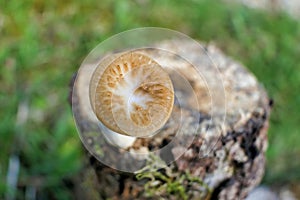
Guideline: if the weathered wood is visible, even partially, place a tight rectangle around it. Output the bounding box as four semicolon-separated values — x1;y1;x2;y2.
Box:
70;40;271;200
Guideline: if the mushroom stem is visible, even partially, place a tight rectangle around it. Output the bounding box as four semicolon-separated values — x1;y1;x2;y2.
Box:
98;121;136;148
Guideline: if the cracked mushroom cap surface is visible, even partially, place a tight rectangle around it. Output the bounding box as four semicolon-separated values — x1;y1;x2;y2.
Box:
90;52;174;137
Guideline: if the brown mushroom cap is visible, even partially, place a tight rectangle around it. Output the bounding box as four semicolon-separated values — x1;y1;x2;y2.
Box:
90;52;174;137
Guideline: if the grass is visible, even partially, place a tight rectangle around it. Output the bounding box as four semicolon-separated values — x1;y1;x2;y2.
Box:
0;0;299;198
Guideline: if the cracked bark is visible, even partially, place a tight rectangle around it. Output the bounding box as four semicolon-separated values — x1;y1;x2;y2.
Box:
70;40;271;200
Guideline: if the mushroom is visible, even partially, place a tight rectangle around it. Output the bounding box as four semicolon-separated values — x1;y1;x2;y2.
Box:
89;51;174;147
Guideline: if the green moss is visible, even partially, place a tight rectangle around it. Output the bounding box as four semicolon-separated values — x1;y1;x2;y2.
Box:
135;154;211;199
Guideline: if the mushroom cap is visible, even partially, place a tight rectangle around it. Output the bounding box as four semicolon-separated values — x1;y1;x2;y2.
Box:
91;52;174;137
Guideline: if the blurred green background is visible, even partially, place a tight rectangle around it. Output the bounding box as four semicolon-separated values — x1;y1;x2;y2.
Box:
0;0;299;199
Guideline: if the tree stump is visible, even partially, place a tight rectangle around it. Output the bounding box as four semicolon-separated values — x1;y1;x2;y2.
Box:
70;40;271;200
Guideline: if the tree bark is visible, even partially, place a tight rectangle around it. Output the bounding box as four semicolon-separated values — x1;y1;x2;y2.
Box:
70;40;272;200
